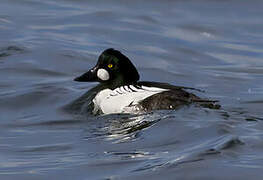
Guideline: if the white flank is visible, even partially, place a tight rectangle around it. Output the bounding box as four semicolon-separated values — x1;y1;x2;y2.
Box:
92;85;168;114
97;68;109;81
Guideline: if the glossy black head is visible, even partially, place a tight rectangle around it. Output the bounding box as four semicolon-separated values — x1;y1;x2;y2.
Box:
74;48;140;88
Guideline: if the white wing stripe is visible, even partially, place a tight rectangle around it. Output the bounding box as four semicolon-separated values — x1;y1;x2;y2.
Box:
120;86;126;93
128;85;137;92
110;84;168;97
129;85;144;92
124;85;132;92
141;85;167;92
116;88;123;94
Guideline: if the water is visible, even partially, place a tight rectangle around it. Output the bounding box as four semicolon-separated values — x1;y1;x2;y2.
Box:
1;0;263;179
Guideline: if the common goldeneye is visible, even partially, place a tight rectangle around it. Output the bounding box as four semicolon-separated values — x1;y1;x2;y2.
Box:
74;48;219;114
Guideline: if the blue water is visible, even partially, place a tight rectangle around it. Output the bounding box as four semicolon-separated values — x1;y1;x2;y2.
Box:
1;0;263;179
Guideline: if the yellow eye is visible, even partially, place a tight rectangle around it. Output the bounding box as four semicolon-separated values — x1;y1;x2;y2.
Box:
108;64;113;68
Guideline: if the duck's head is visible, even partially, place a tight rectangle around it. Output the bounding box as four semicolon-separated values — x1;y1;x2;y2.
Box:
74;48;140;89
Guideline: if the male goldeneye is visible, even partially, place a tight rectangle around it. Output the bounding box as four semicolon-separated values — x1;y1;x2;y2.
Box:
74;48;219;114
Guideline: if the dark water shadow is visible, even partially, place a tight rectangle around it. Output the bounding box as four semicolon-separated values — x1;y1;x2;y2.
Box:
0;45;25;59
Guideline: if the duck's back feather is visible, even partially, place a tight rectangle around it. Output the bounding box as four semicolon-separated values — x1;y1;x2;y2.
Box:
135;81;220;111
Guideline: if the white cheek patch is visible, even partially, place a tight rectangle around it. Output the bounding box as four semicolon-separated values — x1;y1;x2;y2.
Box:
97;68;110;81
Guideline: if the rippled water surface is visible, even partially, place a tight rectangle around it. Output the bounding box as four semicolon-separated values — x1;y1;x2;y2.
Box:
1;0;263;179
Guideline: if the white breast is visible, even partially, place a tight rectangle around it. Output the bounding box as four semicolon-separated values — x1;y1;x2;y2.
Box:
92;85;168;114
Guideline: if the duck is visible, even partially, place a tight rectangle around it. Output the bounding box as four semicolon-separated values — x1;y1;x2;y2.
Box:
74;48;220;115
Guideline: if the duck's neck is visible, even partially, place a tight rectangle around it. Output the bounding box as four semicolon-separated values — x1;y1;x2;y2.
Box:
103;77;137;90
